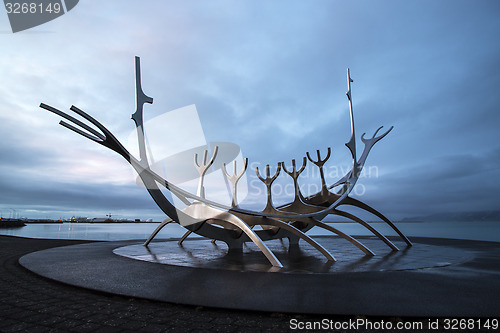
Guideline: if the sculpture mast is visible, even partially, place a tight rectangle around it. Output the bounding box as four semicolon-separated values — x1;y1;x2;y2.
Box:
131;56;154;166
345;68;359;177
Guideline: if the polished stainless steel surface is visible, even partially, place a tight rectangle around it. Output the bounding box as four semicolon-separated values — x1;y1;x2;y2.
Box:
222;158;248;208
41;58;411;268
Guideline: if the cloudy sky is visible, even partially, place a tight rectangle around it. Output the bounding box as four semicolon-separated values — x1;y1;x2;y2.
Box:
0;0;499;221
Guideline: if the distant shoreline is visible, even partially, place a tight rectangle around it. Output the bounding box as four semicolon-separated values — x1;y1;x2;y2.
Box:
1;219;160;224
25;220;161;224
0;219;26;228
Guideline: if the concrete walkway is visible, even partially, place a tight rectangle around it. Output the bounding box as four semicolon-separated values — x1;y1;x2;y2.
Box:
0;236;305;332
1;235;499;332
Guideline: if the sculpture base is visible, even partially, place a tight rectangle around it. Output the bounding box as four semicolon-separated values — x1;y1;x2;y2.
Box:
19;236;500;317
114;236;469;273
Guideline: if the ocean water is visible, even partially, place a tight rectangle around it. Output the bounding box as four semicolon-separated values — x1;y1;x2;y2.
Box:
1;221;499;242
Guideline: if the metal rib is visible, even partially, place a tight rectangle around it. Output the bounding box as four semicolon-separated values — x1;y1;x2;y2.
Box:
332;209;399;251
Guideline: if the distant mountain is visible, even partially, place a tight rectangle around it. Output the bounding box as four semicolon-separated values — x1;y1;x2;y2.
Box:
401;210;500;222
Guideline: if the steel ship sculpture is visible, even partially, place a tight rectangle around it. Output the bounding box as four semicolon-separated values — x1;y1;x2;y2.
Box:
40;57;411;268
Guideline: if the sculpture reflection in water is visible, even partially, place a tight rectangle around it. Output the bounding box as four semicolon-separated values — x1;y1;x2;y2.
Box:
40;57;411;268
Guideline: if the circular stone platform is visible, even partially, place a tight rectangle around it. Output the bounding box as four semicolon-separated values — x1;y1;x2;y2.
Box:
113;236;471;273
19;236;500;317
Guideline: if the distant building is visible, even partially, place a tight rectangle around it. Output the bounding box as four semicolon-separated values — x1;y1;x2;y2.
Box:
91;217;109;223
70;216;89;223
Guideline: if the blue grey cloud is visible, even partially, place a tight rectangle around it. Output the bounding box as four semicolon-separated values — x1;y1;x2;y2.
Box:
0;0;499;221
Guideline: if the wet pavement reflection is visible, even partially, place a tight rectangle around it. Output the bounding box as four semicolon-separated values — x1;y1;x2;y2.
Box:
114;236;472;273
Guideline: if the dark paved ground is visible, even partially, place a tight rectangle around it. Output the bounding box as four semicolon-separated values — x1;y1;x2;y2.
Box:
0;235;494;332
